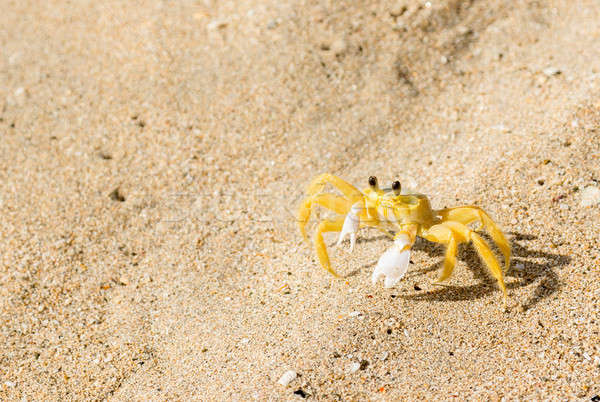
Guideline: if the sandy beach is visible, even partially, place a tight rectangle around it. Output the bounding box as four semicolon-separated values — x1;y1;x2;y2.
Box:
1;0;599;400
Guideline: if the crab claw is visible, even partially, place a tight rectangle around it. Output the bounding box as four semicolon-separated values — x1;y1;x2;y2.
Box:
372;234;411;288
336;202;362;252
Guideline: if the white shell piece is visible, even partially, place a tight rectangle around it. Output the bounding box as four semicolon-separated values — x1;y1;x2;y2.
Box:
277;370;297;386
336;202;362;252
371;235;411;288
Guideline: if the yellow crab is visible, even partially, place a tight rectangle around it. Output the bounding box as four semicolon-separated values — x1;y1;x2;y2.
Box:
298;173;511;301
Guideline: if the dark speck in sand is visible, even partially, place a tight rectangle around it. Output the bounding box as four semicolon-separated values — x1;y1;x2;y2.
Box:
109;188;125;202
294;389;307;398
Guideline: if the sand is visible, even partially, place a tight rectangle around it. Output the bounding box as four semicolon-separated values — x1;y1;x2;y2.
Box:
1;0;599;400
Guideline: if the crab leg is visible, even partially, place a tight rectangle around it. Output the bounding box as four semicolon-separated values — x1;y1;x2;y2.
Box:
306;173;364;203
313;217;346;277
421;223;457;283
424;221;507;302
437;206;511;272
298;193;352;242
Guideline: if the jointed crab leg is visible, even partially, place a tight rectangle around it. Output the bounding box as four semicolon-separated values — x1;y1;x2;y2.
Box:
298;193;353;241
306;173;364;203
421;223;456;283
437;206;511;272
423;221;507;301
313;217;345;277
298;174;364;276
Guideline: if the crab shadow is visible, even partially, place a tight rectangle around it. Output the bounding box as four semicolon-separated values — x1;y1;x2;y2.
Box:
354;231;569;309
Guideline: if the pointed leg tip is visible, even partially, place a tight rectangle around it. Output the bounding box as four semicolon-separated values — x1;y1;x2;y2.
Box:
328;270;342;278
501;290;509;310
432;275;450;285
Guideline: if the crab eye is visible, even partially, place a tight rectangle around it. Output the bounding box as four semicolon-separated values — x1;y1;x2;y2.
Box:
392;180;401;194
368;176;378;187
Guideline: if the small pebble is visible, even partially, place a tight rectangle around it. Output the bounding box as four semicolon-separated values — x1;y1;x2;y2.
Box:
348;362;360;373
331;39;347;56
5;381;15;387
277;370;297;386
389;1;408;17
109;188;125;202
491;124;511;133
580;186;600;207
543;67;561;76
99;151;112;160
515;262;524;270
207;20;227;30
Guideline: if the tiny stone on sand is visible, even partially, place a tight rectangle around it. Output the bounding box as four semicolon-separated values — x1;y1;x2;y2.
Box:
331;39;347;56
580;186;600;207
348;362;361;373
277;370;297;386
543;67;561;76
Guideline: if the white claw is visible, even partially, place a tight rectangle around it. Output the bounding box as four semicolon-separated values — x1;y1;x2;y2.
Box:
337;202;362;252
372;234;411;288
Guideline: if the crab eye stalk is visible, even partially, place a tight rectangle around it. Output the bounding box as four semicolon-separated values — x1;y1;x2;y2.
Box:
392;180;401;195
368;176;378;188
